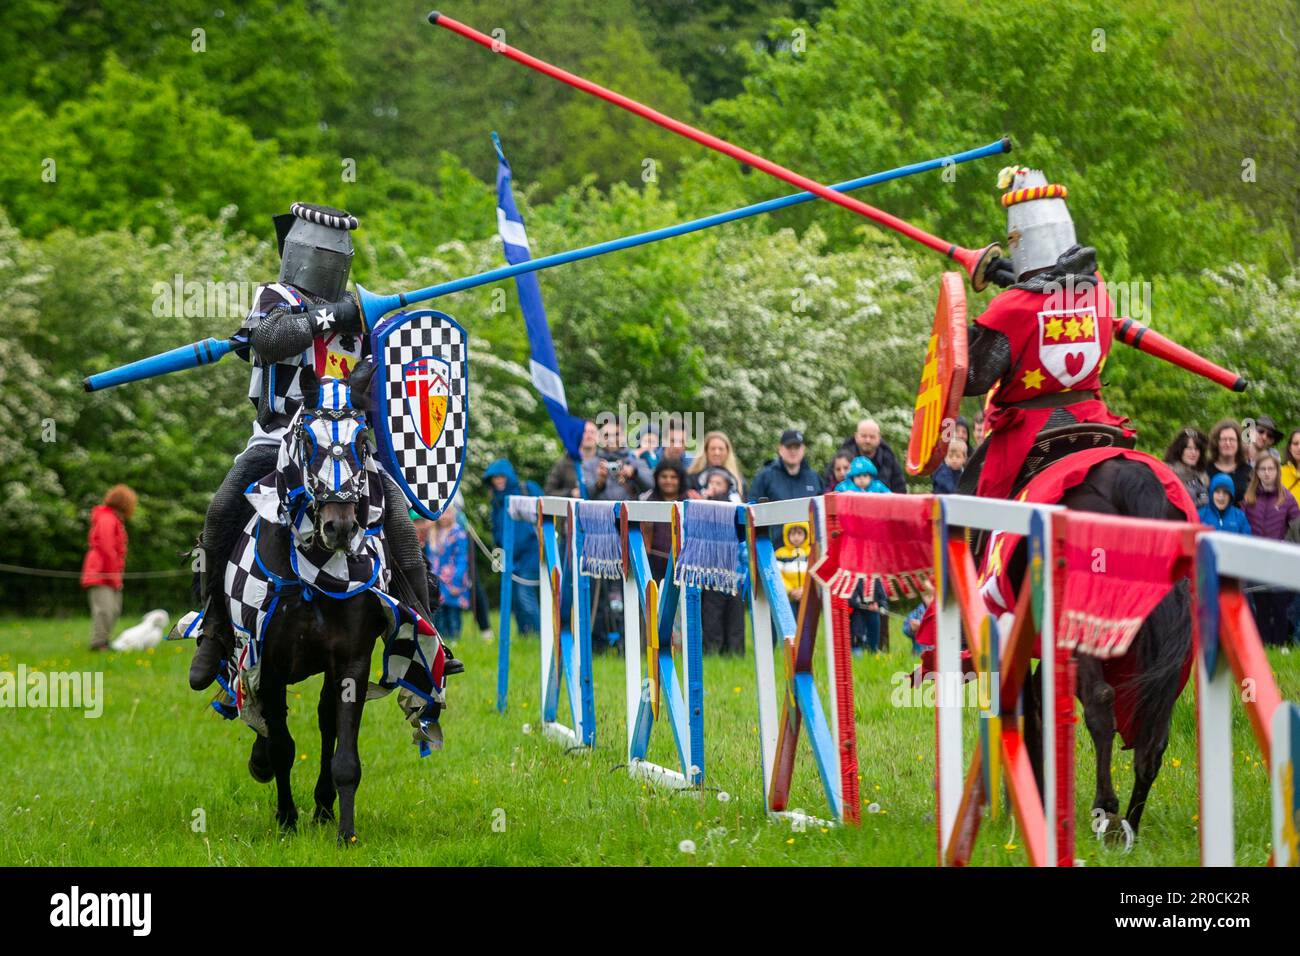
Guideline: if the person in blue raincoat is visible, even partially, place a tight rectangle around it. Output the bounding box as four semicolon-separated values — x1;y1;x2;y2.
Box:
484;458;542;634
1198;472;1252;535
835;456;891;495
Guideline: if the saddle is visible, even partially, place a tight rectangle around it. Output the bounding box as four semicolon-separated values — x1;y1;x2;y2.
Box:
1012;422;1136;498
961;422;1137;563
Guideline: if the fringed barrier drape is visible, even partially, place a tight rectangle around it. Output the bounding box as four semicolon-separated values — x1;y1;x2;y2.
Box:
1057;513;1192;658
576;501;622;580
507;495;538;523
674;500;742;594
811;493;934;600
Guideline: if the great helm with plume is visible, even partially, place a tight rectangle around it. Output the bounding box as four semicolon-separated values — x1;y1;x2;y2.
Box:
998;167;1075;281
273;203;359;302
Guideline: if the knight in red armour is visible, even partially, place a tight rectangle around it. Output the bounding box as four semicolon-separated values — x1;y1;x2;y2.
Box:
960;167;1135;501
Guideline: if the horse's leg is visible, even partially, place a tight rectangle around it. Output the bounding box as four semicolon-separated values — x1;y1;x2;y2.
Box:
332;655;368;845
1124;717;1171;838
261;678;298;832
1076;655;1124;844
1123;585;1192;842
313;675;338;824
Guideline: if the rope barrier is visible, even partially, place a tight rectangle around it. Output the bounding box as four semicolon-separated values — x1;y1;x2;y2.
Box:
459;507;538;584
0;562;191;579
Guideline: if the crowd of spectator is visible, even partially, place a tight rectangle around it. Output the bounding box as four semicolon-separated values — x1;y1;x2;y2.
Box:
465;410;1300;659
1166;417;1300;645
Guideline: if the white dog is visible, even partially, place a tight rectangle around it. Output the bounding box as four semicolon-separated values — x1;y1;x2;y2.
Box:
111;609;171;652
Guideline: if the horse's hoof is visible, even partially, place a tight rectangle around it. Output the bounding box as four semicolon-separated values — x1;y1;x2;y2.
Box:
1116;819;1135;853
338;831;360;848
277;811;298;834
248;757;274;784
248;743;274;784
1094;811;1131;849
313;804;335;825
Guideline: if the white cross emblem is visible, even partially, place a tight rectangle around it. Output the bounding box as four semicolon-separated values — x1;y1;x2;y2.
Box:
314;308;335;330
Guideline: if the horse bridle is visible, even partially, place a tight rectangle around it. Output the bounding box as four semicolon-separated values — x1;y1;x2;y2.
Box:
293;405;377;543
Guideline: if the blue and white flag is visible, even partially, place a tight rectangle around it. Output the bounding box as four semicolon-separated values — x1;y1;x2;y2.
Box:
494;132;587;460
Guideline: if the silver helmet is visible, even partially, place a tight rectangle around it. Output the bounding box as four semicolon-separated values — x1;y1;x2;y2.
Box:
273;203;358;301
999;167;1075;280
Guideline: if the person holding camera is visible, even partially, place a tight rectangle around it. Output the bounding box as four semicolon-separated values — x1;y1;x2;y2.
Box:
584;421;653;501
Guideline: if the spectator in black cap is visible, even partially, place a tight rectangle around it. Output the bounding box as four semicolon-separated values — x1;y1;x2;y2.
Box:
749;428;823;542
1250;415;1282;464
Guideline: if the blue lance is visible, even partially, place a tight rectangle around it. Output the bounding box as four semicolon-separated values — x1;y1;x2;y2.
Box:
83;138;1010;392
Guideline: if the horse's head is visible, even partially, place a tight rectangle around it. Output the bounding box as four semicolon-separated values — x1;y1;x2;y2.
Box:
294;363;378;553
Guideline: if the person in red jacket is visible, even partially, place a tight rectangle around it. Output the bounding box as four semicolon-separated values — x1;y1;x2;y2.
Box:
80;484;136;650
960;167;1134;501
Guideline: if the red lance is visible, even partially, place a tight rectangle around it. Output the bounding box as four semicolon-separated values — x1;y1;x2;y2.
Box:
429;11;1248;393
428;11;1002;291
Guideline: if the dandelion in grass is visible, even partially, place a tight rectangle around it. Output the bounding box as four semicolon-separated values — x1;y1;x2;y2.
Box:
717;791;731;803
867;802;881;814
679;839;696;854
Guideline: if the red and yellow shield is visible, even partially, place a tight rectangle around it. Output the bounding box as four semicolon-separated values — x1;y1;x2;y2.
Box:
906;272;969;476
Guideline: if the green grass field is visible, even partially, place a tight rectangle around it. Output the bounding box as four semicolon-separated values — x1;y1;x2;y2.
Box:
1;615;1295;866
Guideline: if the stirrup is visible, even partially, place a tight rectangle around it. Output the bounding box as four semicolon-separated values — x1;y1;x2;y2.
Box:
168;609;204;642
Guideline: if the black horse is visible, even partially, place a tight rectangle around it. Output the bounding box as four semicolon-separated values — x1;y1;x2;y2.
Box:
966;438;1192;850
229;367;444;844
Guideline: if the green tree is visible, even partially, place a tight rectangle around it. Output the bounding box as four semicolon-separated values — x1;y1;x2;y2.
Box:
0;58;329;239
683;0;1276;280
0;0;350;148
331;0;698;202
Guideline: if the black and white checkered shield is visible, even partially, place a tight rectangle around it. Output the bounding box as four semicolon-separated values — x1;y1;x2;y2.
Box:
370;309;468;519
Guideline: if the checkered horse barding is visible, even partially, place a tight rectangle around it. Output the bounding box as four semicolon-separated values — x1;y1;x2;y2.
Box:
215;376;448;759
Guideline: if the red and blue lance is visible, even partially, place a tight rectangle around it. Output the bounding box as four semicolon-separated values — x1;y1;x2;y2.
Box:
425;10;1248;393
428;11;1003;290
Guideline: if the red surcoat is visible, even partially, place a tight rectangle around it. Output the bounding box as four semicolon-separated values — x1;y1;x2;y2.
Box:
973;274;1133;500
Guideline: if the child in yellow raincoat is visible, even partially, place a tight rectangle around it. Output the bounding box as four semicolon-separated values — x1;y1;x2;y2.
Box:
774;521;811;608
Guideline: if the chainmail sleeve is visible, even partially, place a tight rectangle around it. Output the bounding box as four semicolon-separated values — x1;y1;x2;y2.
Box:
965;323;1012;396
249;304;316;364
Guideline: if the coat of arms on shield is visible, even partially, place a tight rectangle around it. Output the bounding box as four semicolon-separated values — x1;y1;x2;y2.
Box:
369;309;468;519
1037;307;1101;388
403;357;451;448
